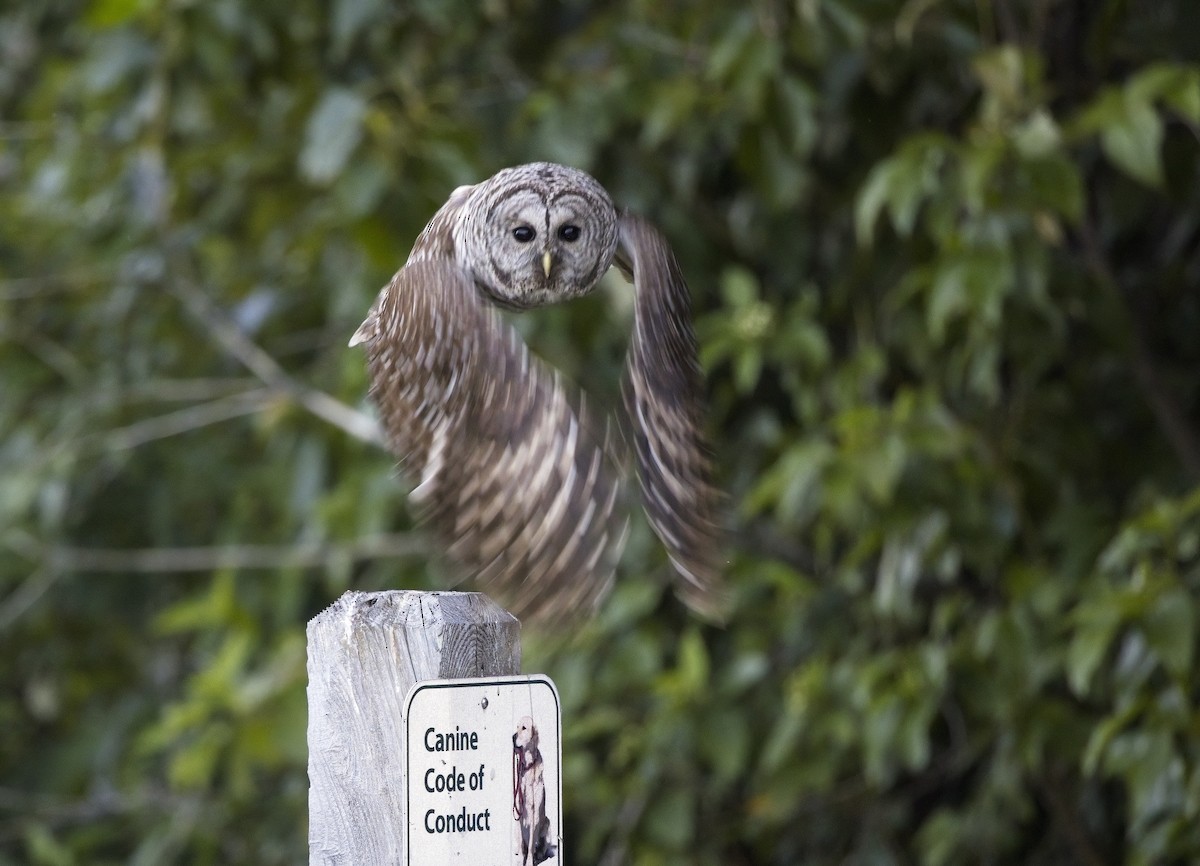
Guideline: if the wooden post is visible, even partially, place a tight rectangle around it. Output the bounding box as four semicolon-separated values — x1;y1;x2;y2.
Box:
307;590;521;865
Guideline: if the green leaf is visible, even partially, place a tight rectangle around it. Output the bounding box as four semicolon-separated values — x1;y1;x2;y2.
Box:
642;786;695;850
1128;62;1200;123
1162;69;1200;122
168;722;231;790
24;823;75;866
916;809;961;866
743;438;833;521
300;88;368;185
1067;601;1121;696
973;45;1026;110
734;347;763;393
706;13;754;83
758;703;803;774
1101;92;1164;187
1102;730;1184;835
331;0;389;58
958;139;1002;217
1012;110;1062;159
86;0;151;27
855;159;895;245
773;76;819;155
720;266;760;307
1082;699;1144;774
1067;88;1125;139
926;251;1012;342
642;79;700;148
673;627;710;698
700;708;751;785
155;572;238;634
856;138;948;244
1023;153;1084;223
883;137;950;238
1142;588;1195;678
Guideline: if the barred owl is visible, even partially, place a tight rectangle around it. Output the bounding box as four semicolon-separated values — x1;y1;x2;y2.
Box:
351;162;723;621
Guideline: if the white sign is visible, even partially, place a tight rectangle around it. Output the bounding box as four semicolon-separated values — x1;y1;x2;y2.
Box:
404;675;563;866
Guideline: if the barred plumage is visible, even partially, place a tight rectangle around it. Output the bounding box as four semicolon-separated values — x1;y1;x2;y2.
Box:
351;162;725;621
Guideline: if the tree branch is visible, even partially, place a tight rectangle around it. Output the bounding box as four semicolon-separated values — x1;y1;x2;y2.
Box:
1037;772;1107;866
0;567;59;632
1079;220;1200;481
124;377;261;402
30;534;426;573
100;388;275;451
598;793;648;866
0;269;114;299
167;276;382;446
0;784;200;844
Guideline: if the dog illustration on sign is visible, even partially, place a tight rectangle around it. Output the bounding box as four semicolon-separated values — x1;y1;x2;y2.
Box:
512;715;554;864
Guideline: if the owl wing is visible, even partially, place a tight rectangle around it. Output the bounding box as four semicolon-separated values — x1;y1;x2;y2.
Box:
355;258;627;621
616;214;728;620
349;183;475;348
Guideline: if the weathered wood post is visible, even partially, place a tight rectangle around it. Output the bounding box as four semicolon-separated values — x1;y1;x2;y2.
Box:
307;590;520;865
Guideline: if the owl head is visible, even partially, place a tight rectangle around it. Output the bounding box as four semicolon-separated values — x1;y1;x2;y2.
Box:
453;162;619;308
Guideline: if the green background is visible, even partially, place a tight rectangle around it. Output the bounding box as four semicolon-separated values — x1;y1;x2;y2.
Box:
2;1;1199;863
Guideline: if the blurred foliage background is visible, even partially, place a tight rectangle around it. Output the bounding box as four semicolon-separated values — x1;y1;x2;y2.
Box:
2;0;1199;863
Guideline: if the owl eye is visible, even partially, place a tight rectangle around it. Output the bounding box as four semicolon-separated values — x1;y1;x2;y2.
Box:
512;225;536;243
557;224;581;242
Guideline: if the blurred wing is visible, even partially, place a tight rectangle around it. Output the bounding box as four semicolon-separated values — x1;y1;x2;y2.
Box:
617;214;727;619
349;183;475;348
355;259;627;621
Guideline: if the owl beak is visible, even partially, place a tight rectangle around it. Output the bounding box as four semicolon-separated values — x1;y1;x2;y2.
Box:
541;250;553;279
